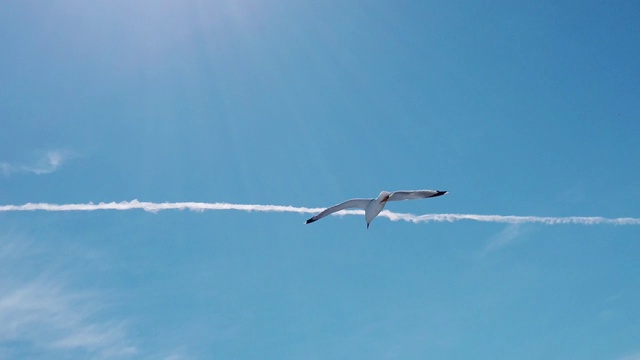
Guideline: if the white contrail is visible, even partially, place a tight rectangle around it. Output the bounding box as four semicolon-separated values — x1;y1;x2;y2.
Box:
380;211;640;225
1;200;639;225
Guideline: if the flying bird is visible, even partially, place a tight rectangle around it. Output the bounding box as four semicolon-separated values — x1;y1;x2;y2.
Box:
305;190;448;228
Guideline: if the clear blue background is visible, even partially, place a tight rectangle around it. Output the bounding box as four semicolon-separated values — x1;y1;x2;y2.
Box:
1;1;639;359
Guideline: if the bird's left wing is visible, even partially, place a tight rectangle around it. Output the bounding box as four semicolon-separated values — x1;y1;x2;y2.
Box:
388;190;448;201
305;199;371;224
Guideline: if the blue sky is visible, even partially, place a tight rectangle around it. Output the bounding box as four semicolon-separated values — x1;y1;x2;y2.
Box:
1;1;639;359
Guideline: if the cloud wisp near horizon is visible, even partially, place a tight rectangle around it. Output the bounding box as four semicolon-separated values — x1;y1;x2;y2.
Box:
1;200;639;226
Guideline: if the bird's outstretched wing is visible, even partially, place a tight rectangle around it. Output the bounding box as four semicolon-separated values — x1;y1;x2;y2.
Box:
305;199;371;224
388;190;448;201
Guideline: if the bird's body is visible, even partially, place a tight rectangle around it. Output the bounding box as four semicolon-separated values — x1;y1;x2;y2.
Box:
305;190;447;228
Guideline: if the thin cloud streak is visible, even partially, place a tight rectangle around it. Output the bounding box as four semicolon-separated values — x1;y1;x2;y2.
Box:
1;150;71;176
23;150;66;175
1;200;639;225
381;211;640;225
480;224;528;256
0;279;137;359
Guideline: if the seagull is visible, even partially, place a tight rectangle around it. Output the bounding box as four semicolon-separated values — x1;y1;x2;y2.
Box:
305;190;448;228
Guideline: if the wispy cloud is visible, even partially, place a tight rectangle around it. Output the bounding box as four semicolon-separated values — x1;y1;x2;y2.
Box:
0;200;638;225
163;354;192;360
0;279;137;358
618;352;640;360
0;235;137;359
1;150;72;176
479;224;530;256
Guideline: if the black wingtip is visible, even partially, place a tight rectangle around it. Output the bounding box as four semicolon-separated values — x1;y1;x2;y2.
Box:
305;218;316;225
434;190;448;197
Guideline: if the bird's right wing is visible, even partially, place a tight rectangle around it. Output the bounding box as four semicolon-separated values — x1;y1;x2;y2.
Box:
305;199;371;224
388;190;448;201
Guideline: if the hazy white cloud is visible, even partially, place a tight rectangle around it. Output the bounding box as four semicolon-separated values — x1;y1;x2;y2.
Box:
618;352;640;360
0;278;137;359
0;200;638;225
0;234;137;359
0;163;12;175
163;355;192;360
0;281;135;355
479;224;530;256
1;150;72;176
